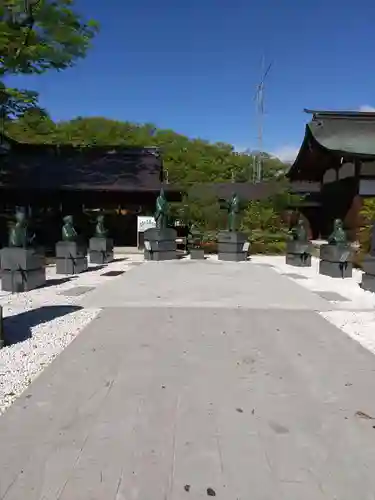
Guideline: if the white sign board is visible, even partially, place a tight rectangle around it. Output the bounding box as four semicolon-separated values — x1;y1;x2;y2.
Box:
242;242;250;252
137;216;156;233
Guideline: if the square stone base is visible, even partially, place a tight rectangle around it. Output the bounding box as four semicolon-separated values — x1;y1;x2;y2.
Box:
89;250;114;265
1;247;44;271
218;252;247;262
286;241;313;255
320;244;352;263
56;241;86;259
190;249;205;260
144;228;177;261
89;237;113;253
361;273;375;293
144;250;176;261
286;253;312;267
2;267;46;293
319;259;352;278
56;257;88;275
362;255;375;275
217;231;249;261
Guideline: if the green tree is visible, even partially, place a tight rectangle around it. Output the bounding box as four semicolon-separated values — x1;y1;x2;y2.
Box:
7;114;291;190
0;0;99;118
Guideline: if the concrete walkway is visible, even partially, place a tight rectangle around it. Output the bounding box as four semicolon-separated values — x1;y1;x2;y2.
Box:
2;261;375;499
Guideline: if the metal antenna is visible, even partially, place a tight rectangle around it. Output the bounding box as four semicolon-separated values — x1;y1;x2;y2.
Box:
254;56;272;183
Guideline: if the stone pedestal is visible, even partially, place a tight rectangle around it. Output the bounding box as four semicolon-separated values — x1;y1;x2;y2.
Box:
190;248;205;260
286;240;312;267
55;241;88;275
1;247;46;293
360;255;375;292
144;228;177;261
217;231;249;262
89;237;114;265
319;244;352;278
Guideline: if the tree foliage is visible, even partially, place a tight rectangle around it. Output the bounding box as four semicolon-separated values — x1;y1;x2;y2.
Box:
0;0;99;118
6;115;290;186
0;0;99;76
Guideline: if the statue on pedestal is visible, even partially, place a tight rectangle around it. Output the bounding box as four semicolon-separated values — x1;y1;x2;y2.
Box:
227;193;240;232
328;219;347;245
9;208;34;248
154;188;168;230
62;215;78;242
94;214;108;238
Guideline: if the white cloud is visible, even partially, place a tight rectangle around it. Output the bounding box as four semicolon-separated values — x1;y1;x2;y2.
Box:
270;145;299;164
359;105;375;112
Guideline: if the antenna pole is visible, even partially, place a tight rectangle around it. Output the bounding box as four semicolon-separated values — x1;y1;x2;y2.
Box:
254;56;272;183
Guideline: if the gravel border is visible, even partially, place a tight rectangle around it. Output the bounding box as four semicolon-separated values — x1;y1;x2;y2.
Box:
0;306;100;414
0;254;142;415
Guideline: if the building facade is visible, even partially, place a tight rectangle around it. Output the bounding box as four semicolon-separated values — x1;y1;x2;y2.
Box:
288;109;375;240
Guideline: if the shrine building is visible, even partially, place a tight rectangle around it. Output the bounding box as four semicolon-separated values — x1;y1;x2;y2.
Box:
287;109;375;240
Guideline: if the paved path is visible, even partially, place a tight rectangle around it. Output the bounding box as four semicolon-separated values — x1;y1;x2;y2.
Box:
2;261;375;499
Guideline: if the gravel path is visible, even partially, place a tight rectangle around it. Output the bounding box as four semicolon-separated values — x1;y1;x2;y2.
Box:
0;256;142;414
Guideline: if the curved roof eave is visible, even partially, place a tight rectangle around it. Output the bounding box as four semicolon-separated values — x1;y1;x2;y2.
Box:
308;117;375;157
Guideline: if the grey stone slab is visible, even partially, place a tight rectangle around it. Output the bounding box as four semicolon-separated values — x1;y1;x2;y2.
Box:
55;256;88;275
361;273;375;293
286;253;312;267
59;286;95;297
319;259;353;278
80;260;330;310
1;267;46;293
3;309;375;498
89;250;114;265
217;251;247;261
283;273;308;280
316;291;350;302
100;270;124;277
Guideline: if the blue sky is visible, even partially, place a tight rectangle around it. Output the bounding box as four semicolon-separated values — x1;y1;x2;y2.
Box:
5;0;375;161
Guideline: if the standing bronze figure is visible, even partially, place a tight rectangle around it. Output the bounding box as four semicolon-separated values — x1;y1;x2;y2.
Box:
227;193;240;232
154;188;168;230
9;208;34;247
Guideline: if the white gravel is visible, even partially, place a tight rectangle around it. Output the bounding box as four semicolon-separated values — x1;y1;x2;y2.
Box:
0;254;142;414
0;306;99;414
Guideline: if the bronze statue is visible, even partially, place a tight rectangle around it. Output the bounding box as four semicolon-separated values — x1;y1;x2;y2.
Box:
290;218;308;242
154;188;168;229
62;215;78;242
9;208;34;247
94;214;108;238
328;219;347;245
227;193;240;232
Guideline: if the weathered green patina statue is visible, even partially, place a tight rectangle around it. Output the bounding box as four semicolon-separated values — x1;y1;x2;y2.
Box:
154;188;168;229
227;193;240;232
290;218;308;242
328;218;347;245
9;208;34;247
62;215;78;242
94;214;108;238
